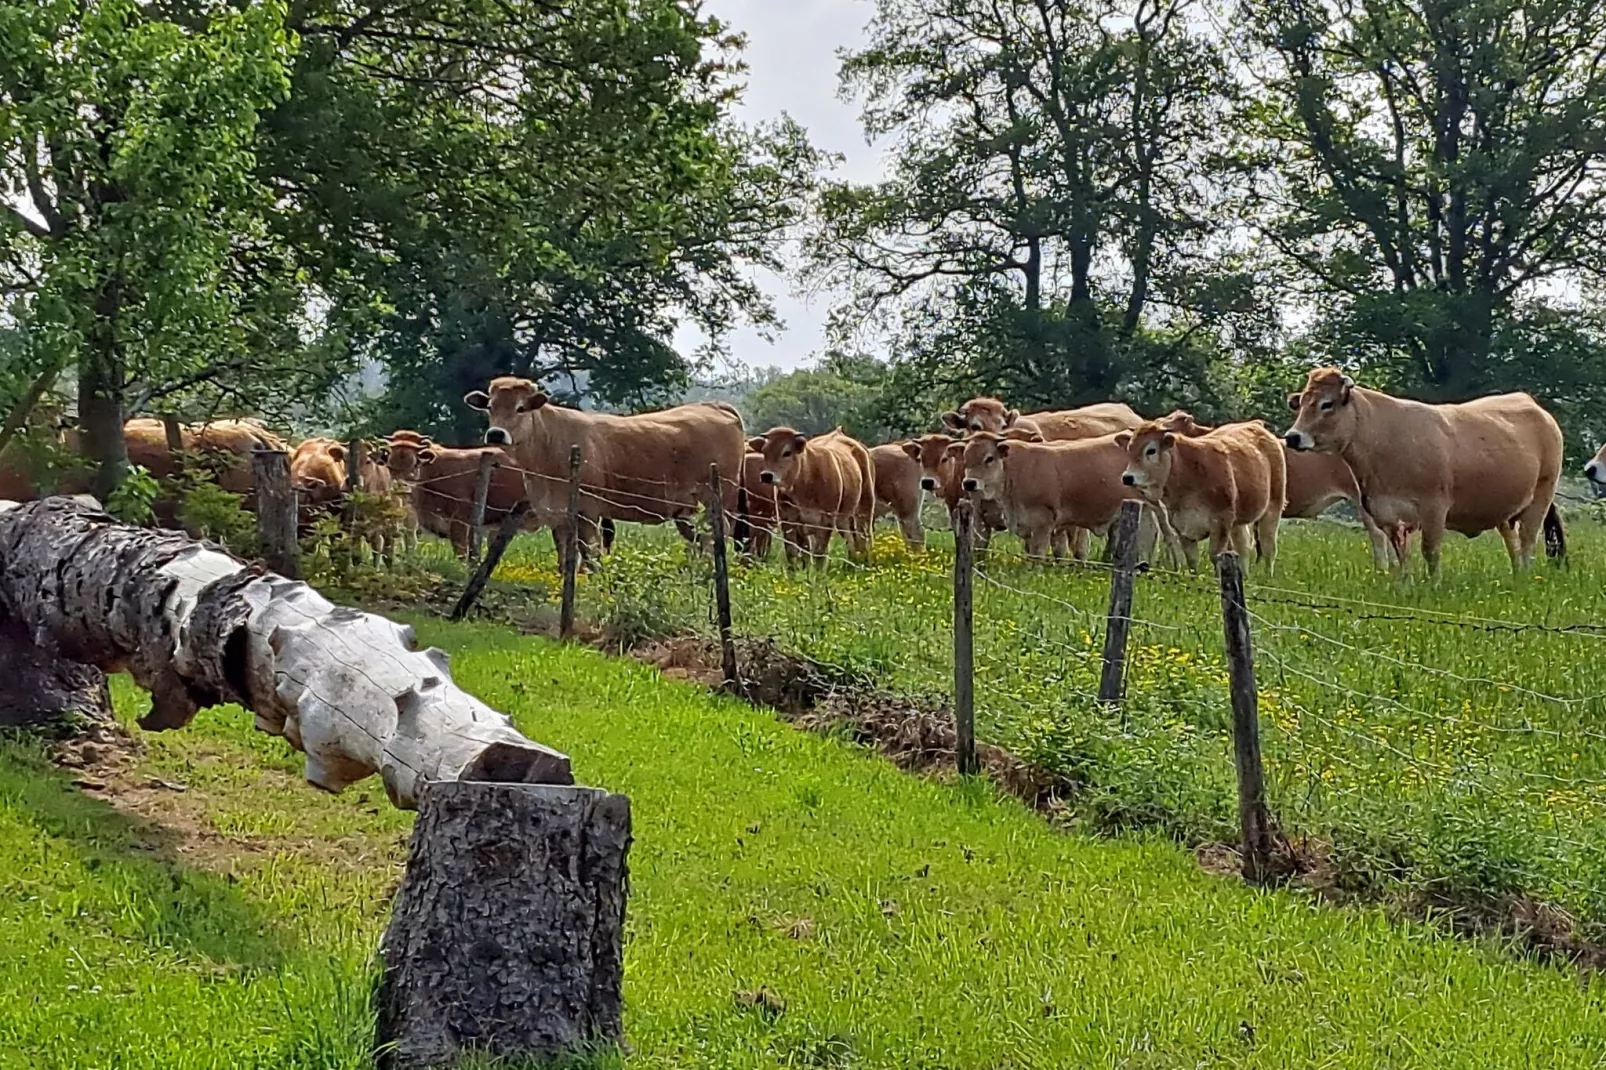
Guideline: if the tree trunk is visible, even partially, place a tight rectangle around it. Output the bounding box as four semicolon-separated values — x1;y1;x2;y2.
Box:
376;782;631;1069
78;325;128;502
0;605;115;733
0;497;570;808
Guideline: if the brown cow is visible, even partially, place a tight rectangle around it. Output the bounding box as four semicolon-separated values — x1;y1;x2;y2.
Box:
1285;368;1565;575
736;451;779;561
1585;443;1606;495
869;442;925;549
941;396;1142;441
1157;410;1392;568
748;427;874;566
901;431;1024;557
466;378;745;566
385;431;532;557
1119;419;1286;572
955;431;1168;562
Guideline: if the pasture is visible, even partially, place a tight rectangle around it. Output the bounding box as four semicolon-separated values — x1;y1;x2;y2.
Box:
5;623;1606;1068
464;504;1606;942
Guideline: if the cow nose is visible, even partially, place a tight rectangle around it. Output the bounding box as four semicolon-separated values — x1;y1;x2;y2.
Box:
1587;460;1603;482
1283;432;1303;450
1122;473;1136;486
962;478;978;492
760;471;775;484
485;427;510;446
920;477;936;491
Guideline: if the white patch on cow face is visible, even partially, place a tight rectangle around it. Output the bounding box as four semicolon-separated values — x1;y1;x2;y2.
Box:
485;426;512;446
1586;458;1604;484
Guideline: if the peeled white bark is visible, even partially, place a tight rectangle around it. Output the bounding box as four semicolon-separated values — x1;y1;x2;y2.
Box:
0;497;570;808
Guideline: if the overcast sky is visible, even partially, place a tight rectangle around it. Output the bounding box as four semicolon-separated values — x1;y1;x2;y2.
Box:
672;0;884;376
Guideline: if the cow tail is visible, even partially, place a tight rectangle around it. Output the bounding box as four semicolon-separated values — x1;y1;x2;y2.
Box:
1544;502;1567;561
732;484;751;552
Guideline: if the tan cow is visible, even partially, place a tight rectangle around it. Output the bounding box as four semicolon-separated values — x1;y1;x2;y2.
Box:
748;427;874;566
1119;420;1286;572
1285;368;1565;574
735;451;779;561
1585;443;1606;495
385;431;533;557
466;378;745;566
1157;410;1392;568
869;442;925;549
955;431;1168;562
901;431;1026;557
941;396;1142;440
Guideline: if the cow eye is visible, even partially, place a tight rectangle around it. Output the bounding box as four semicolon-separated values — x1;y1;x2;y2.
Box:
984;456;995;465
1319;400;1334;411
1145;445;1157;457
781;449;791;458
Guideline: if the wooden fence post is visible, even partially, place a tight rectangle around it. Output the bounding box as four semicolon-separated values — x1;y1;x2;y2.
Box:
345;437;365;497
1218;552;1273;883
450;500;531;622
708;464;740;690
1098;499;1144;704
468;449;497;565
559;445;582;640
161;414;184;461
376;781;629;1069
952;499;978;777
251;448;299;580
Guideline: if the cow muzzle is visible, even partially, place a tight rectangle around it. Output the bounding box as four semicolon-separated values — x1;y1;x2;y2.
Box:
485;426;512;446
1587;460;1604;484
760;470;776;485
961;478;979;492
920;477;936;491
1284;430;1310;451
1121;472;1137;486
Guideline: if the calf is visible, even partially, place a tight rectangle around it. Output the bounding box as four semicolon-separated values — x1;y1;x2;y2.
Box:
901;433;1009;556
955;432;1165;562
386;431;535;557
869;442;925;549
736;451;779;560
748;427;874;566
1119;420;1286;572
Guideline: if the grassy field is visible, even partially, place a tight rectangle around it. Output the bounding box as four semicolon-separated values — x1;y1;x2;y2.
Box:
456;503;1606;940
5;621;1606;1067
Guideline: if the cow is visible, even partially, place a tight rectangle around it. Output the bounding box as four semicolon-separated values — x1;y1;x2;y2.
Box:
1119;419;1286;573
465;378;745;567
869;442;925;549
1586;443;1606;496
736;451;779;561
384;431;532;557
954;431;1170;563
901;431;1027;558
748;427;874;566
1157;410;1393;568
1284;368;1565;575
941;396;1142;441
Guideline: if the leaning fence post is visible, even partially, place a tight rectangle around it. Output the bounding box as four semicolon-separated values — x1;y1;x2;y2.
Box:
1218;551;1273;883
450;500;531;622
467;449;497;565
1098;500;1144;704
252;448;300;580
559;445;582;640
952;499;978;776
707;464;740;690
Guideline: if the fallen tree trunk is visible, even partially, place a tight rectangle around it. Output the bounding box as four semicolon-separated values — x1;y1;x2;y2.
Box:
0;496;571;807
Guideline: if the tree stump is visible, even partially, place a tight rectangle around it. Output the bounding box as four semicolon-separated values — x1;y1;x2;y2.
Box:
376;782;631;1069
0;609;114;732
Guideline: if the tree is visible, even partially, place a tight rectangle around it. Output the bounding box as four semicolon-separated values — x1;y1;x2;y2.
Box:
262;1;824;442
0;0;328;496
741;355;898;442
809;0;1253;410
1238;0;1606;401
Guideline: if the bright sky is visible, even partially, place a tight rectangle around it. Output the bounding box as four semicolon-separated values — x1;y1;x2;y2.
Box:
673;0;883;376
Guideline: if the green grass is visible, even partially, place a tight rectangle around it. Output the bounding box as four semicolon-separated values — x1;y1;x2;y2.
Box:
5;622;1606;1066
461;507;1606;937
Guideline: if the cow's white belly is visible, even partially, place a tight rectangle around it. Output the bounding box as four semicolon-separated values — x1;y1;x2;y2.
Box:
1361;495;1421;528
1168;505;1217;541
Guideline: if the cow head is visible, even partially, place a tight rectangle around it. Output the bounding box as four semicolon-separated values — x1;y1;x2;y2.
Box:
940;396;1018;435
901;434;959;492
464;377;549;446
385;431;438;482
1586;443;1606;489
748;428;809;488
1284;367;1356;453
953;431;1021;500
1156;409;1208;437
290;438;347;511
1116;423;1176;496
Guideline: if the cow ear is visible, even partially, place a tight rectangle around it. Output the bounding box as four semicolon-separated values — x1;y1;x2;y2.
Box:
792;433;809;450
940;411;964;431
1160;432;1176;449
1004;408;1021;426
747;436;766;453
996;441;1012;457
1339;375;1355;402
464;391;491;411
299;476;327;490
1114;431;1133;449
418;448;438;464
520;391;549;412
1287;392;1302;411
327;444;346;462
901;440;922;461
945;441;966;458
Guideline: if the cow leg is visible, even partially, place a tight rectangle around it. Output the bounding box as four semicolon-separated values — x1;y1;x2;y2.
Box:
1070;526;1092;561
1497;520;1523;571
602;517;618;554
1418;516;1446;578
1254;512;1279;575
749;525;772;562
897;510;924;551
1356;502;1392;570
1511;497;1552;571
1228;524;1254;561
1024;528;1050;562
1179;537;1201;572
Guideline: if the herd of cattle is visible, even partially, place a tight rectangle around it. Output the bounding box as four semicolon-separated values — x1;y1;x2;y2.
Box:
1;367;1599;578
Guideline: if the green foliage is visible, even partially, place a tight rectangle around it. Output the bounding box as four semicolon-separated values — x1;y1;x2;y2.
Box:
176;481;257;558
104;464;157;525
741;356;900;440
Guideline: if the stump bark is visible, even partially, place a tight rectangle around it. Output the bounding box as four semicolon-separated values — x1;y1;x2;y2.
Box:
376;782;632;1069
